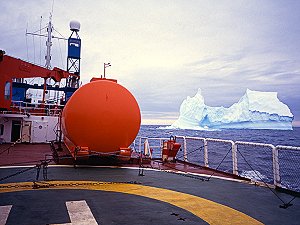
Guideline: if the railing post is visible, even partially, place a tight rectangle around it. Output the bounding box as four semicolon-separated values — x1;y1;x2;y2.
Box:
139;137;142;153
132;139;136;151
204;139;209;167
272;146;280;187
160;139;163;157
183;137;188;162
232;142;238;175
144;139;149;156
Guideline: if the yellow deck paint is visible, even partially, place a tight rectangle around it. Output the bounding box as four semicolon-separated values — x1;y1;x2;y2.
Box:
0;181;263;225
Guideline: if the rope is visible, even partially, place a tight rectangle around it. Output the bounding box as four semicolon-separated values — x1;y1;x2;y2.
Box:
176;145;204;161
1;141;297;209
206;146;232;181
0;137;22;156
137;144;207;181
26;24;29;61
0;159;49;167
0;166;36;182
237;146;295;208
32;35;36;63
0;158;53;183
149;145;231;182
150;159;207;181
57;38;65;69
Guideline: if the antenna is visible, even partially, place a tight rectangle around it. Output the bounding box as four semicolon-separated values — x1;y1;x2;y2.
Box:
104;63;111;78
51;0;55;15
66;20;81;88
26;11;67;69
39;16;42;65
25;4;69;104
45;13;53;69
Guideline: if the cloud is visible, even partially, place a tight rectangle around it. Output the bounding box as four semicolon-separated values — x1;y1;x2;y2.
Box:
1;0;300;125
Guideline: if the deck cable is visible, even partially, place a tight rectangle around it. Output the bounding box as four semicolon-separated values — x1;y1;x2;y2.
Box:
0;166;36;182
150;160;207;181
0;152;119;184
0;152;115;167
205;146;232;181
1;143;297;209
0;158;53;183
236;146;295;209
0;137;23;156
139;145;209;181
154;146;231;181
176;145;205;161
150;145;232;182
138;152;145;176
0;160;45;167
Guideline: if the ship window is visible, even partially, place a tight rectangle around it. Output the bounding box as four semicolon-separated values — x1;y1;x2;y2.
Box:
0;124;3;135
4;82;11;100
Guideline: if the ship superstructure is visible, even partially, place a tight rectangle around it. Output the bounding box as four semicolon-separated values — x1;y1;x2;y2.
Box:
0;19;81;144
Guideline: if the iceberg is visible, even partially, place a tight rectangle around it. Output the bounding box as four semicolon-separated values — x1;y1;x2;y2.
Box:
171;89;294;130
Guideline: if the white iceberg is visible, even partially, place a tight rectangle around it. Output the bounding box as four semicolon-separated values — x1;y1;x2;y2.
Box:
171;89;294;130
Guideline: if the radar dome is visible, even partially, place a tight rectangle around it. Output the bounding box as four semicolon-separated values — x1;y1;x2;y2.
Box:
70;20;80;31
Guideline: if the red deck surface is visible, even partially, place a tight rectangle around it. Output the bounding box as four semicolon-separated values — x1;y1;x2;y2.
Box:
0;143;247;181
0;143;54;166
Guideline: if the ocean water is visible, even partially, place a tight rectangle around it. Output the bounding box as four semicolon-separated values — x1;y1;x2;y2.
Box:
135;126;300;192
137;126;300;147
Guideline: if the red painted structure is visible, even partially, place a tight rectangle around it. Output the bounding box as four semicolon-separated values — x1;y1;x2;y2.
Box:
62;78;141;158
0;51;77;111
0;50;141;160
162;136;181;162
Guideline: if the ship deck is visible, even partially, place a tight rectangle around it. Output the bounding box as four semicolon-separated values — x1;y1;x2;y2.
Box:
0;144;300;225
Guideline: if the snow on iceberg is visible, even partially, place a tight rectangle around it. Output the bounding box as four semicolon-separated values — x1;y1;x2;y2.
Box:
171;89;294;130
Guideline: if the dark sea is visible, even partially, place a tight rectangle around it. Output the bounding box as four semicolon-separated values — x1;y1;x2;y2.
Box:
135;125;300;192
137;125;300;147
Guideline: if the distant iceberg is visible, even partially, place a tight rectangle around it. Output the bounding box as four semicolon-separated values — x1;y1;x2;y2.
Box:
171;89;294;130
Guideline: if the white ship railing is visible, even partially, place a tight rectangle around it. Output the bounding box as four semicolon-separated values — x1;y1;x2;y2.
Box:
0;100;63;116
133;136;300;192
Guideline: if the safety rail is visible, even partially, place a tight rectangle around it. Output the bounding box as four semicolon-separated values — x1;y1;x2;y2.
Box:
133;136;300;192
1;101;63;116
132;137;166;159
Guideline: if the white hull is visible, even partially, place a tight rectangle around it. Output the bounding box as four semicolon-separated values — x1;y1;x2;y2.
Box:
0;114;60;143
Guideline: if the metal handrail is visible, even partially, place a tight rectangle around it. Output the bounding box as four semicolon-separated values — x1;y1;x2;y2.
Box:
1;100;63;116
135;135;300;191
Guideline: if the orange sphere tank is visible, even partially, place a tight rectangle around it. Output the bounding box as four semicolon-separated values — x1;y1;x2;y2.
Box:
62;79;141;153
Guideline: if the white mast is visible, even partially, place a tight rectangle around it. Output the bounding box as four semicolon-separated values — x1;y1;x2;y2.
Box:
45;13;53;69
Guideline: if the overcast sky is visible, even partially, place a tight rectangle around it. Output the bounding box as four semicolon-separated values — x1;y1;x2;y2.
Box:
1;0;299;125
